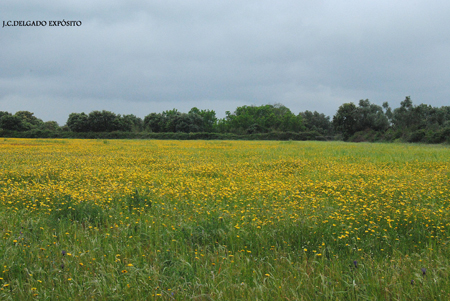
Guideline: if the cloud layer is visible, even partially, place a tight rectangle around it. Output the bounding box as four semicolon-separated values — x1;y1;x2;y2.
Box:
1;0;450;124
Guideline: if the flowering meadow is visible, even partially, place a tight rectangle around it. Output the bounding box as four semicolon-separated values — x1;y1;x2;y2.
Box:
0;138;449;300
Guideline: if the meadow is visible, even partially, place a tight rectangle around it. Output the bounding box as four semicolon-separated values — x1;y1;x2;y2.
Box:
0;138;449;300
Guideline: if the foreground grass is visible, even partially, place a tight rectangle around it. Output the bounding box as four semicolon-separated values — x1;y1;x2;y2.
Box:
0;139;449;300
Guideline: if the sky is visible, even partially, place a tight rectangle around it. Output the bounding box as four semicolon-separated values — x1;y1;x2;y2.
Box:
1;0;450;125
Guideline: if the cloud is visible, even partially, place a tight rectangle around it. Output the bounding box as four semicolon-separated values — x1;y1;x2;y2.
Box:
1;0;450;124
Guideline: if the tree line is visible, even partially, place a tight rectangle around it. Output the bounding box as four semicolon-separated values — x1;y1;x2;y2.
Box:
333;97;450;143
1;97;449;143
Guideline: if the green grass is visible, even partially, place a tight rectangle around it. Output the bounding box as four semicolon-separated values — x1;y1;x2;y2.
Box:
0;140;449;300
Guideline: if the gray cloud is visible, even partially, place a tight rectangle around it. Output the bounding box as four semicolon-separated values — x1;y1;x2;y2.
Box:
1;0;450;125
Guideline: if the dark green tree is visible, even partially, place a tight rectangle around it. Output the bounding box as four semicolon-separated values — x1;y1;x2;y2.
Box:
186;112;204;132
0;114;27;131
122;114;143;132
66;113;89;132
300;110;333;135
161;109;180;132
382;102;393;123
392;96;415;131
0;111;11;120
333;103;358;140
225;104;303;134
41;121;60;131
169;112;204;133
14;111;43;129
144;113;165;133
189;107;217;132
87;110;121;132
355;99;389;132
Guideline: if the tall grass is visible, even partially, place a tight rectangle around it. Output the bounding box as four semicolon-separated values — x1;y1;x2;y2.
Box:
0;139;449;299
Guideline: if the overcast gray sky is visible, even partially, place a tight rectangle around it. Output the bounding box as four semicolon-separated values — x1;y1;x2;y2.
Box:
1;0;450;125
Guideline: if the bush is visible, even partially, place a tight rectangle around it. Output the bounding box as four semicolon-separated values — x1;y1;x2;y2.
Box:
442;127;450;143
408;129;427;143
425;130;444;144
0;130;331;141
348;129;382;142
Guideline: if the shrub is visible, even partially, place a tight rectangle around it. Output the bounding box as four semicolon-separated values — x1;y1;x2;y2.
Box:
408;129;427;143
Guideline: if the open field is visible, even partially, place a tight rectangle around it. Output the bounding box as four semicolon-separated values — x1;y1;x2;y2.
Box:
0;139;449;300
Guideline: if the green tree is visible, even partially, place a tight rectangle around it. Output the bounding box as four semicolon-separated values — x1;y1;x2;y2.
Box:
14;111;43;129
0;114;27;131
300;111;332;135
333;103;358;140
41;121;60;131
185;112;204;132
122;114;143;132
355;99;389;132
225;104;303;134
189;107;217;132
144;113;165;133
382;102;393;123
161;109;180;132
87;110;121;132
392;96;415;131
0;111;11;120
66;113;89;132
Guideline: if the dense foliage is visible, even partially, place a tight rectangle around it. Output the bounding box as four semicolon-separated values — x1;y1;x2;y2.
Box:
1;97;450;142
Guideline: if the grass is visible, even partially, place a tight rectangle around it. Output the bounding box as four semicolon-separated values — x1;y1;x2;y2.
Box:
0;139;449;300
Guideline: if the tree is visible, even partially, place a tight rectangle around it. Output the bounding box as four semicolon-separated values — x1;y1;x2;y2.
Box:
215;118;229;133
87;110;121;132
41;121;60;131
355;99;389;132
144;113;165;133
161;109;181;132
169;112;204;133
224;104;303;134
66;113;89;132
0;114;26;131
0;111;11;120
300;110;332;135
392;96;415;131
333;103;358;140
382;102;393;123
333;100;390;139
14;111;43;129
0;111;44;131
189;107;217;132
0;111;12;130
185;112;204;132
122;114;143;132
